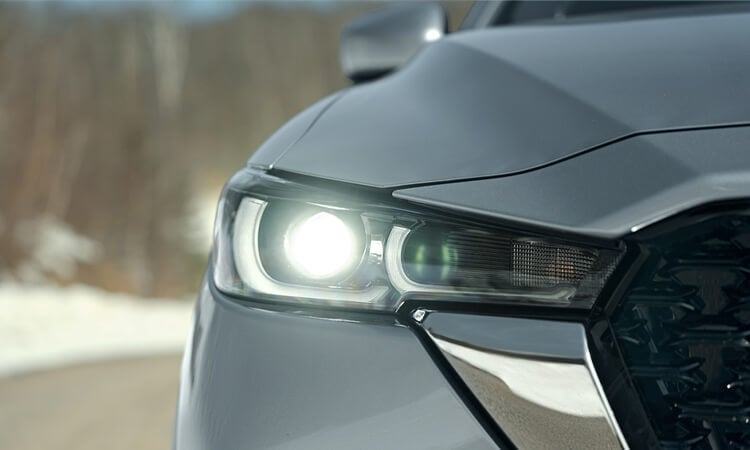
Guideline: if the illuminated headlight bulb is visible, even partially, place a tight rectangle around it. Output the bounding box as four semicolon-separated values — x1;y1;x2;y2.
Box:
284;211;358;280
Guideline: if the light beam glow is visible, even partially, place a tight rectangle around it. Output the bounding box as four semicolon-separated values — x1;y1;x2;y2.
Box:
284;212;357;280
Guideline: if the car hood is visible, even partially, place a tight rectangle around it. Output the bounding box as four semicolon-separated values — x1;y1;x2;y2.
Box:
260;10;750;188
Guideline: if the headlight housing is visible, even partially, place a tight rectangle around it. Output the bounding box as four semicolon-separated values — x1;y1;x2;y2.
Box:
213;169;623;312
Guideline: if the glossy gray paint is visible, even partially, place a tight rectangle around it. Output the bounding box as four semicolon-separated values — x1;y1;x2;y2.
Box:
173;282;498;450
339;3;447;82
249;93;342;169
395;126;750;239
266;10;750;188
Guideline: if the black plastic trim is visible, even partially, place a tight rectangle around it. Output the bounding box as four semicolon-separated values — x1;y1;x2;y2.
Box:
588;199;750;449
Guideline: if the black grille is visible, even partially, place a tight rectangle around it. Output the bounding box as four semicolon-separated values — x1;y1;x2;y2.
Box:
612;213;750;449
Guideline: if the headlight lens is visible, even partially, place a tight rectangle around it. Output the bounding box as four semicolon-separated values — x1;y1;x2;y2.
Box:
213;170;623;312
284;211;359;280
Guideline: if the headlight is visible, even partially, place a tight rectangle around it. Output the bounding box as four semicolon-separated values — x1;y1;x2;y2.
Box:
213;169;623;312
284;211;359;280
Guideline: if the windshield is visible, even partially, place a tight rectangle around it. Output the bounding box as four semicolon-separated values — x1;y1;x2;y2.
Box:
469;1;737;27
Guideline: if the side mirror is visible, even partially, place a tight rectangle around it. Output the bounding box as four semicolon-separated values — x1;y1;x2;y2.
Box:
339;3;448;82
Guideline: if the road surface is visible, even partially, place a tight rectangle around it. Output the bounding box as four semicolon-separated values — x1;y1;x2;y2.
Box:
0;355;182;450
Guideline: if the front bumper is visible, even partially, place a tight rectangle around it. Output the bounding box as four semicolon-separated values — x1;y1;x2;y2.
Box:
174;276;630;449
173;281;499;450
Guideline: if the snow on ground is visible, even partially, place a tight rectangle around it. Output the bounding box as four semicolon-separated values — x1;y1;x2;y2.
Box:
0;282;193;378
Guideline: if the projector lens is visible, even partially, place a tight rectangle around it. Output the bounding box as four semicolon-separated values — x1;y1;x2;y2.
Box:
285;212;358;280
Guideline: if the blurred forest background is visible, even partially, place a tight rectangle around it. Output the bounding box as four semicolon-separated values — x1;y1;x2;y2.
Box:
0;1;471;298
